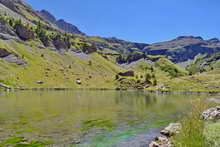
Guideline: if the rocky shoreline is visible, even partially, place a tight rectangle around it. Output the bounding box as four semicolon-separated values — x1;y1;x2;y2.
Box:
149;123;181;147
149;101;220;147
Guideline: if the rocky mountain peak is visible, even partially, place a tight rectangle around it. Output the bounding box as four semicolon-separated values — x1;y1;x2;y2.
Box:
55;19;84;35
38;9;84;35
38;10;56;23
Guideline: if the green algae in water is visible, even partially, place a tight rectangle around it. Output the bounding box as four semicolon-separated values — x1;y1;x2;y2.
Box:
0;137;50;147
78;119;173;147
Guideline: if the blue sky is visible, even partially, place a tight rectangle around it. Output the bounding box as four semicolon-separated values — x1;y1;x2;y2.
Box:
26;0;220;43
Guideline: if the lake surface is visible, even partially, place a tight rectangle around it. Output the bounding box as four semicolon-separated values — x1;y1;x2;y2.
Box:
0;90;207;147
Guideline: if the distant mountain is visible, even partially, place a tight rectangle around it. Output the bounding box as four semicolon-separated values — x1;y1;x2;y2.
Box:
38;10;84;35
144;36;220;63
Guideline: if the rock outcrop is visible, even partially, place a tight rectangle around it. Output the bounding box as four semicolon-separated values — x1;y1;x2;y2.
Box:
3;54;26;65
15;24;35;41
0;48;26;65
52;36;69;50
0;48;11;57
0;20;16;36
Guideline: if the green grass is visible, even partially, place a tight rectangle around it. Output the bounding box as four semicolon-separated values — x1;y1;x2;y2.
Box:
204;122;220;147
173;99;210;147
155;57;188;77
0;40;124;89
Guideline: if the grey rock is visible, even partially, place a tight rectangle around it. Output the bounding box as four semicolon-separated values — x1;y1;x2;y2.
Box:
149;141;159;147
3;54;26;65
0;48;10;57
0;19;17;36
149;136;172;147
0;83;11;89
202;106;220;120
160;123;181;137
15;24;35;41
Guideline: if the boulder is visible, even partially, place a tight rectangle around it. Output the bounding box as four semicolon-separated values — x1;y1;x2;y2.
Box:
149;136;172;147
52;37;69;50
81;43;97;54
15;24;35;41
149;141;160;147
202;106;220;120
160;123;181;137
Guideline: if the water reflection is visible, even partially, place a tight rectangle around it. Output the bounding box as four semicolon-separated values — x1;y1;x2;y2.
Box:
0;90;207;145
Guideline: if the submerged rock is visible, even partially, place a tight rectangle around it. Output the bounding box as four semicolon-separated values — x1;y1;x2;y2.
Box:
202;106;220;120
160;123;181;137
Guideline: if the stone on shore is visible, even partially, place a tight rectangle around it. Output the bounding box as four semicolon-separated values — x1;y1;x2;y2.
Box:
149;141;159;147
202;106;220;120
149;136;172;147
160;123;181;137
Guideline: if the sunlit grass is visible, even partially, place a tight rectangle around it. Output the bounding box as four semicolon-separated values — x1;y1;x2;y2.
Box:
173;99;211;147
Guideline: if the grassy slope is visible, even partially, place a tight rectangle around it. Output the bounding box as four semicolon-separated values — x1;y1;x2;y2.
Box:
125;57;220;92
0;40;124;89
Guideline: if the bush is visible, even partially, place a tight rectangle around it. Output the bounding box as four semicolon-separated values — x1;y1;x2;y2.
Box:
115;74;119;80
